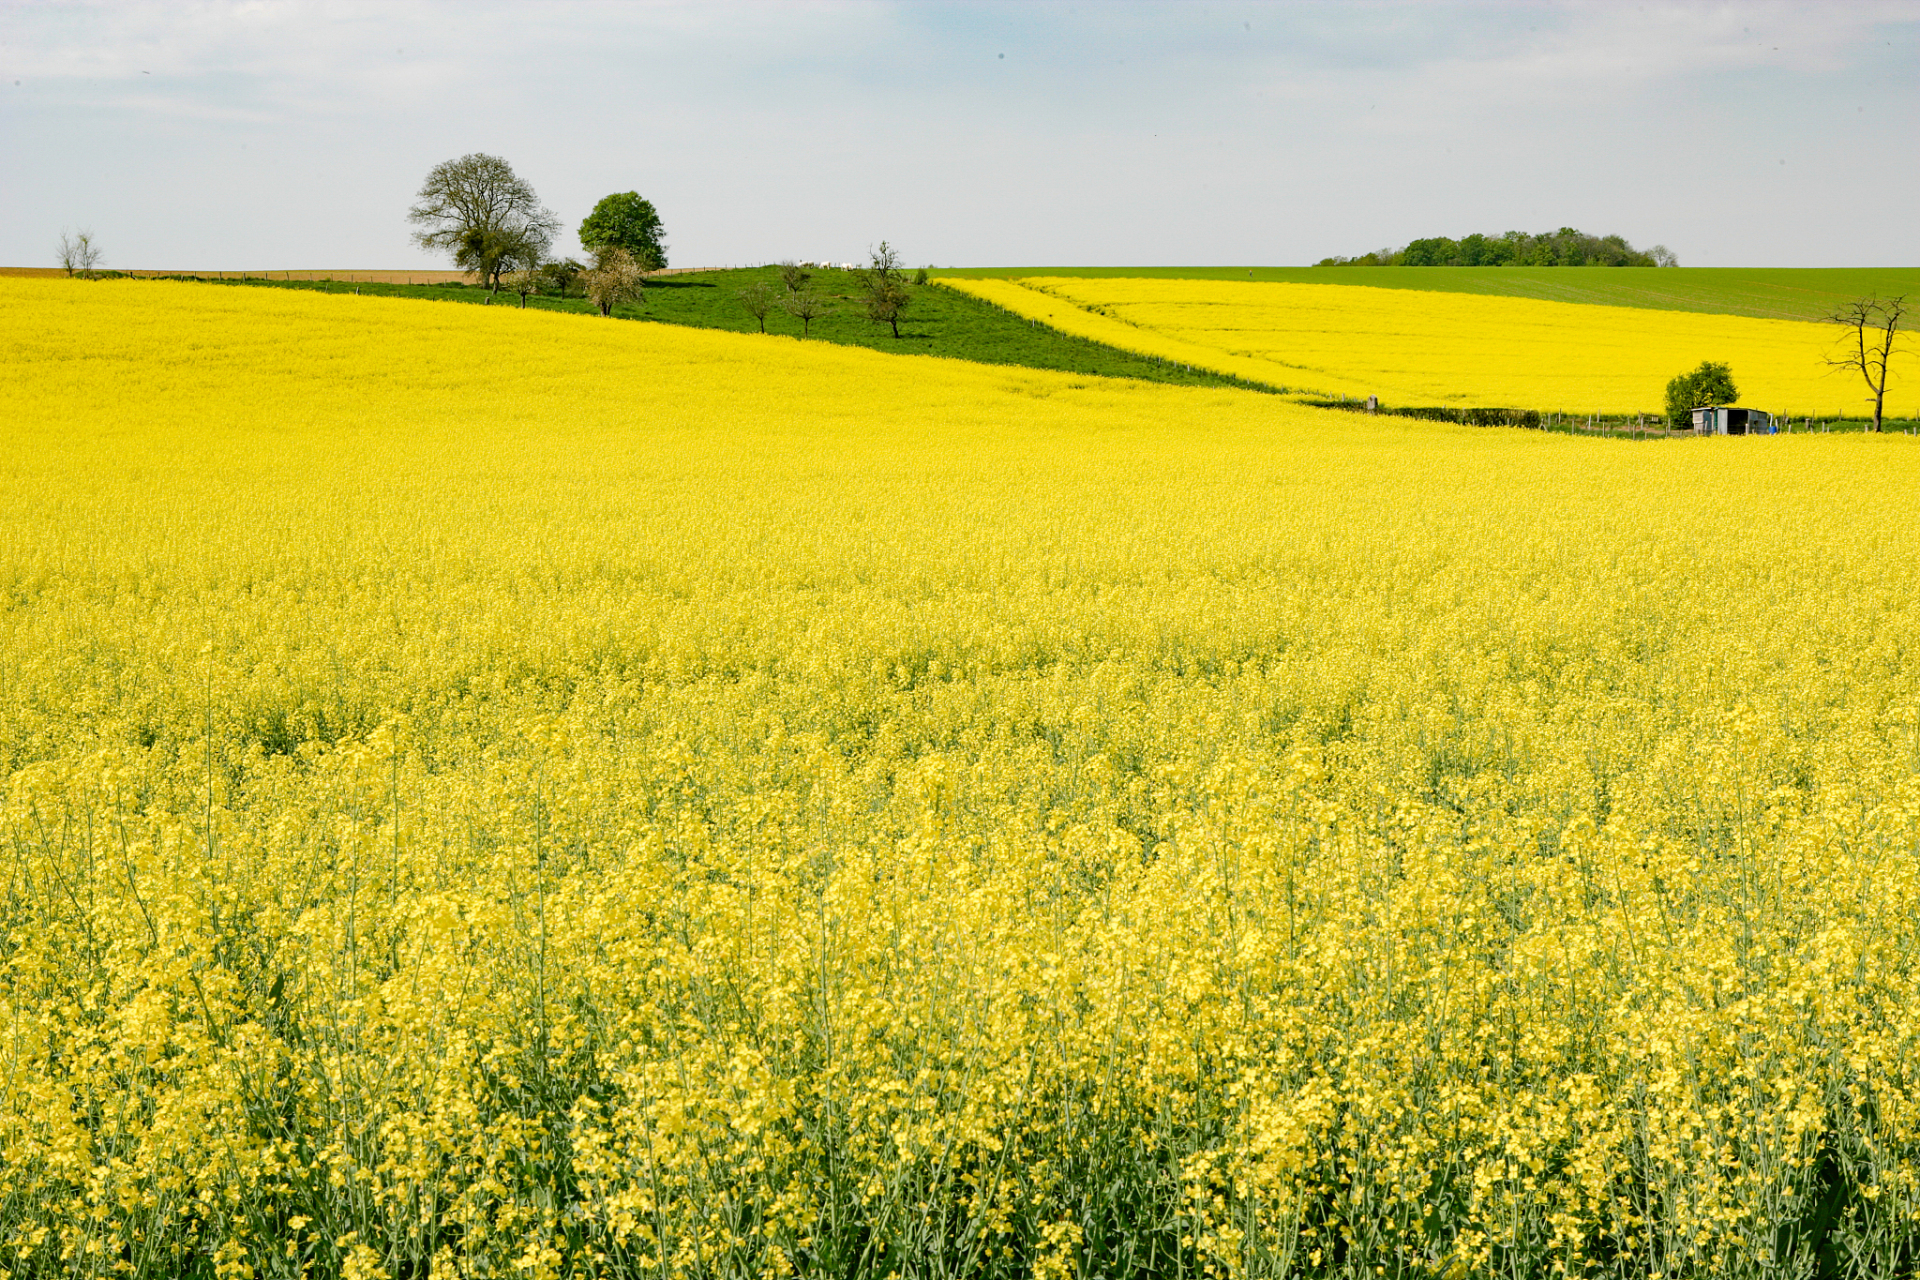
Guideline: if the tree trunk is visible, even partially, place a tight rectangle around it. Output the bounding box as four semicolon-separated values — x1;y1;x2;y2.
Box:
889;317;901;338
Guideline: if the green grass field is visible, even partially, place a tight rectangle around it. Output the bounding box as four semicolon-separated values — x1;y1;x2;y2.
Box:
183;268;1274;393
933;265;1920;323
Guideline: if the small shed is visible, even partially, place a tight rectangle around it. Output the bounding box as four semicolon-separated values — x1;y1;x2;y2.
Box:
1692;406;1772;435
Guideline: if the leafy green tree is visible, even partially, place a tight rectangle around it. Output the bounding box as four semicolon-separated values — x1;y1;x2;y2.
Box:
1456;233;1512;266
1400;237;1460;266
578;193;667;271
409;154;559;295
1665;360;1738;427
1317;228;1673;269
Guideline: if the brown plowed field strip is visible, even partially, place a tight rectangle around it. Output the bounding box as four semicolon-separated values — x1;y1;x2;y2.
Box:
1;267;473;282
1;267;719;282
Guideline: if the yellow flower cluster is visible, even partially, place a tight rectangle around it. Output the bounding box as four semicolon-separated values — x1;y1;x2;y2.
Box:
937;275;1910;418
5;277;1920;1279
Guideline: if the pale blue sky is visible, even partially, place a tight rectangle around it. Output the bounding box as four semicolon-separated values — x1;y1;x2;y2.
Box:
3;1;1914;269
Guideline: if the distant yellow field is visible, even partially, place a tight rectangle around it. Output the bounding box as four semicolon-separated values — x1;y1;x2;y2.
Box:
8;277;1920;1279
939;274;1907;417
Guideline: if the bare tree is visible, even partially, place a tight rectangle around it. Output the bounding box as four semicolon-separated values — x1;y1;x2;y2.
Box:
853;240;911;338
736;282;780;333
408;154;559;295
862;277;911;338
580;246;644;317
855;240;905;288
1825;296;1907;432
782;290;833;338
57;229;103;278
777;260;812;293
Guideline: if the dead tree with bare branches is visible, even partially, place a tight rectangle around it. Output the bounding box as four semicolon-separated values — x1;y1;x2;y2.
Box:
58;229;102;278
1825;295;1906;432
736;282;779;333
782;290;833;338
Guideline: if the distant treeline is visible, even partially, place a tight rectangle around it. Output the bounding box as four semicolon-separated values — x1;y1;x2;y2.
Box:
1318;227;1678;268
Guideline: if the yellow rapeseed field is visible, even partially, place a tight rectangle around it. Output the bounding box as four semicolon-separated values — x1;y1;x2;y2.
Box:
7;276;1920;1280
937;276;1909;418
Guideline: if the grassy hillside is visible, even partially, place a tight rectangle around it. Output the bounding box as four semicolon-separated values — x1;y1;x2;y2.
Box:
183;267;1274;393
935;265;1920;324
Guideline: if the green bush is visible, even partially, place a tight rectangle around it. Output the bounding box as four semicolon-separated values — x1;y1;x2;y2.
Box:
1665;361;1738;427
539;258;585;297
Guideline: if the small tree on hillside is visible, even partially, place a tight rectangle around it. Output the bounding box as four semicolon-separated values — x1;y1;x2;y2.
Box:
58;229;103;278
454;220;551;300
778;261;812;293
540;258;585;297
854;240;911;338
1825;296;1907;433
736;282;780;333
580;246;644;316
782;289;833;338
579;193;667;272
506;264;540;309
862;275;911;338
1665;360;1739;428
854;241;905;288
